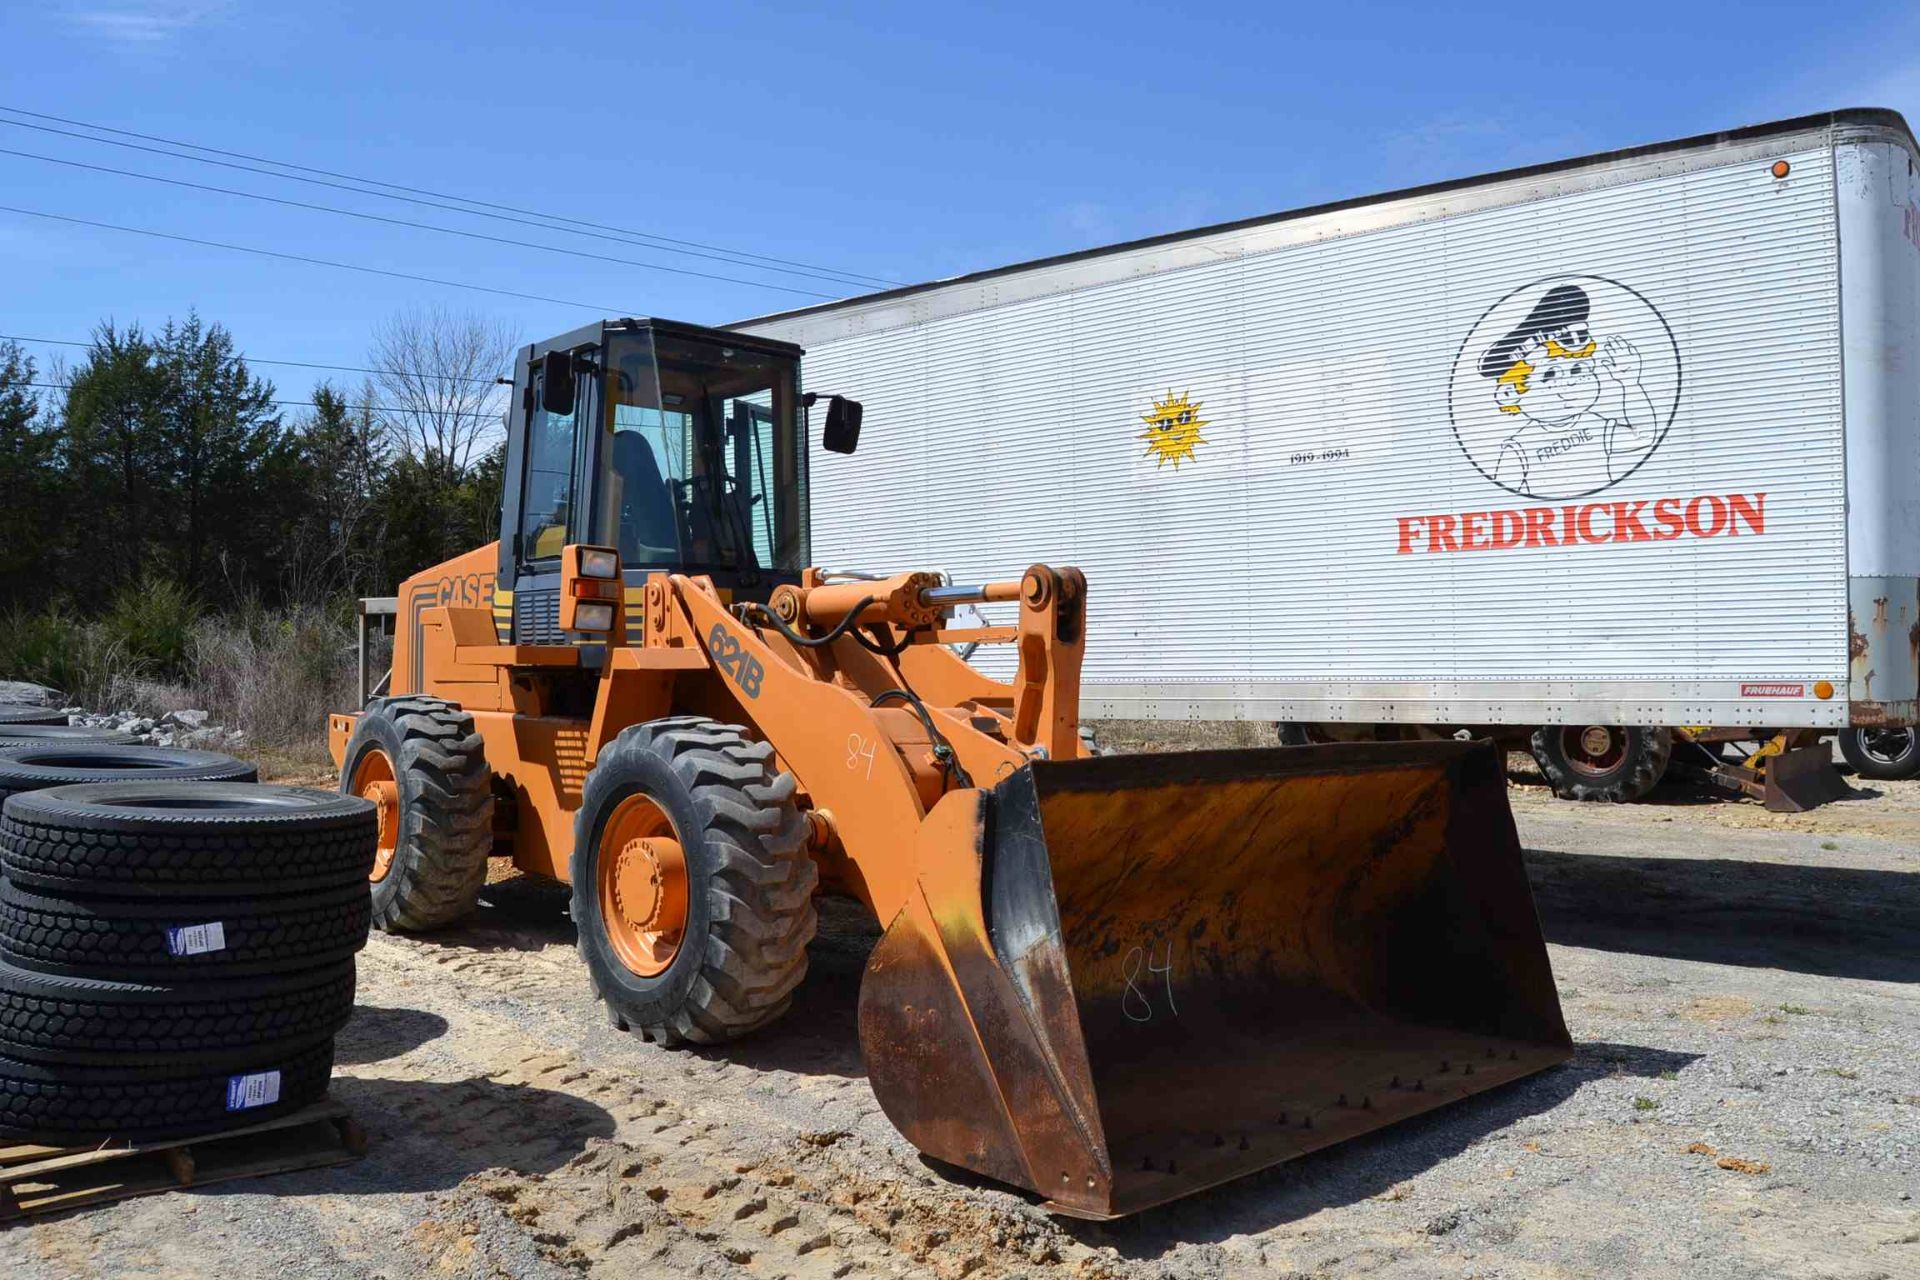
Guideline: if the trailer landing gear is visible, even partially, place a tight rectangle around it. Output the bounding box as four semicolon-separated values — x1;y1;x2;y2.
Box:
1680;729;1852;812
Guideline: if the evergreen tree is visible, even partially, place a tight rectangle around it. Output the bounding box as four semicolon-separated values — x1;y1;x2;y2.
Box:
0;342;60;605
59;316;282;600
150;313;282;593
58;323;168;596
279;382;388;600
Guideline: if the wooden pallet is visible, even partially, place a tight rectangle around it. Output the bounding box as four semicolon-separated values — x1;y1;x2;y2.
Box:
0;1098;365;1223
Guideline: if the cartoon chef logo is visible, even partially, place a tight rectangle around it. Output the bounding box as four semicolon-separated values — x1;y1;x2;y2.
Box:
1448;275;1681;500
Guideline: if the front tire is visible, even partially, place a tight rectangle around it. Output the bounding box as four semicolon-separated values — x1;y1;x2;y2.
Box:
339;697;494;932
572;717;816;1046
1838;726;1920;781
1530;724;1671;802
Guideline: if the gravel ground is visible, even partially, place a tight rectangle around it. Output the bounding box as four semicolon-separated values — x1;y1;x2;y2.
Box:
1;756;1915;1279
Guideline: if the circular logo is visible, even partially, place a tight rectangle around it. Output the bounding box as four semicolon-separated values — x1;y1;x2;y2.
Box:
1447;275;1681;501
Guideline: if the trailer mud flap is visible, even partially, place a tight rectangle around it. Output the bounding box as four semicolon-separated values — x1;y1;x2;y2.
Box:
857;740;1571;1218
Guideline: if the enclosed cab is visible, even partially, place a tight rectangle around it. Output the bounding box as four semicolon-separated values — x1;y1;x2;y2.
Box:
496;317;812;650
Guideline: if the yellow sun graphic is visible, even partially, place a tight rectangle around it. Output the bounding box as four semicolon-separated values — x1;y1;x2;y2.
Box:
1140;390;1208;469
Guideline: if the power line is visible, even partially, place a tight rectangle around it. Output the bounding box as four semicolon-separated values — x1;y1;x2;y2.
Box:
0;203;639;313
24;380;504;421
0;332;493;386
0;106;902;290
0;145;838;300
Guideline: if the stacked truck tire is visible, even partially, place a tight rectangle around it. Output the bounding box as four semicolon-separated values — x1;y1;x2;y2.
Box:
0;731;376;1141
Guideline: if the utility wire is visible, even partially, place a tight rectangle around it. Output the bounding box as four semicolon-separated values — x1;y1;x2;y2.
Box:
0;203;638;313
24;380;504;420
0;106;902;290
0;332;494;386
0;145;839;299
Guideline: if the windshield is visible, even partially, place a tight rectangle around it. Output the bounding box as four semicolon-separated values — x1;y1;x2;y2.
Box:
600;330;808;574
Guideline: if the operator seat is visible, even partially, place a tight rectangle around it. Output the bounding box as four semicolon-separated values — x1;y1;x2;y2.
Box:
611;430;678;564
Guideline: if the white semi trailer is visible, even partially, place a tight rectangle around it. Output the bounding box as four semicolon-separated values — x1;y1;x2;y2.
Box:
736;109;1920;805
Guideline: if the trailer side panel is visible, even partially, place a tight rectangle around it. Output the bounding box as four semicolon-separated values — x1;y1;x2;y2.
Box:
750;118;1915;728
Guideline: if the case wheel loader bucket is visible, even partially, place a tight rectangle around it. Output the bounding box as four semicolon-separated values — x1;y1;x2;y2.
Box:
859;739;1570;1218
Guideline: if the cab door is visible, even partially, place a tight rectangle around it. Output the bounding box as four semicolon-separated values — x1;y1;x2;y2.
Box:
501;348;598;644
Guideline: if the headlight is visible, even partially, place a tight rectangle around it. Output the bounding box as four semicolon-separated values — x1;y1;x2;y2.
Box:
573;602;614;632
580;548;619;579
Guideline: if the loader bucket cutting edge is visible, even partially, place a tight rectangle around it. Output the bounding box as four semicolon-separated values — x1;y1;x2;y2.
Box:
857;740;1571;1218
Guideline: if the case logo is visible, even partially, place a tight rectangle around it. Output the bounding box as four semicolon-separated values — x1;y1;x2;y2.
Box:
1448;275;1681;500
1139;390;1209;469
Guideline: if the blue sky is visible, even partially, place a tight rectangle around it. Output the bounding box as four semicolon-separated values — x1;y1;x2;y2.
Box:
3;1;1919;400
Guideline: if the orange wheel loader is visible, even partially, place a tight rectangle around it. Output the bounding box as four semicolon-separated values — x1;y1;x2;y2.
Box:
328;317;1571;1217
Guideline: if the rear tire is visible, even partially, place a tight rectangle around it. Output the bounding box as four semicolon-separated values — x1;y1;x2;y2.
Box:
339;697;494;932
1838;726;1920;781
1530;725;1671;802
572;717;816;1046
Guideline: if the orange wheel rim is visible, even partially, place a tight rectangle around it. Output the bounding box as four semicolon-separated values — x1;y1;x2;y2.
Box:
597;793;689;977
351;748;401;883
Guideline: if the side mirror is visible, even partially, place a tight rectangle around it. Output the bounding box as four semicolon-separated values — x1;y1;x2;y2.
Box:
540;350;576;416
822;394;863;455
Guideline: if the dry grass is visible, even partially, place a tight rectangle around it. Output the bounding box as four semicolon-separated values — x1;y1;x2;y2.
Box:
1086;718;1276;753
252;741;339;787
2;598;358;760
188;605;356;748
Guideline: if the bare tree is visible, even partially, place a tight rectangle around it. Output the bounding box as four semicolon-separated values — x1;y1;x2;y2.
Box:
368;306;516;479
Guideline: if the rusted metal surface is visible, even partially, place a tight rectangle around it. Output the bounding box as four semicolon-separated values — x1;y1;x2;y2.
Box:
1848;577;1920;728
859;739;1570;1218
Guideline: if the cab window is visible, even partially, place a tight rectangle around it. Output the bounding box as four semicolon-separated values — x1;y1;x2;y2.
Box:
601;332;807;572
518;363;578;563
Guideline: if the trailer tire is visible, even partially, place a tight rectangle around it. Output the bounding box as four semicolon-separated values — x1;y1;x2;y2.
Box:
0;957;355;1067
0;1041;334;1141
0;745;255;805
1530;725;1671;803
1837;726;1920;781
0;880;372;979
572;717;817;1047
0;783;376;897
339;697;495;932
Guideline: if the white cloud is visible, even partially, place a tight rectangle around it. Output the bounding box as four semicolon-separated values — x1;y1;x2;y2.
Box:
63;1;227;46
